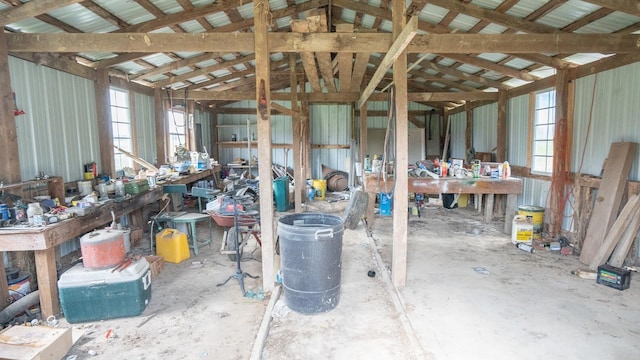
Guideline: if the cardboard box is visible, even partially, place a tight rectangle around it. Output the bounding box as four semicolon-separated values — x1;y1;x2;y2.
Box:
0;325;72;360
145;255;164;280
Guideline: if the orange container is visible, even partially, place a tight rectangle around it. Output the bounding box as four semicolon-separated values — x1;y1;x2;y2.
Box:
80;230;126;269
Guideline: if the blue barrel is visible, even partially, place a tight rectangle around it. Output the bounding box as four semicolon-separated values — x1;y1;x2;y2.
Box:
278;213;344;314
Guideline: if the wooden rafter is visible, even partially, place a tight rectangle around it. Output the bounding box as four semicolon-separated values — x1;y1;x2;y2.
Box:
359;16;418;106
582;0;640;17
152;54;255;88
0;0;82;26
291;19;323;92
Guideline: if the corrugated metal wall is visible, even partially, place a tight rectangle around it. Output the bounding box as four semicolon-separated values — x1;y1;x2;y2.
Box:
9;56;99;181
507;94;530;166
310;103;352;178
472;103;498;153
449;112;466;159
572;62;640;181
194;107;213;156
134;92;156;164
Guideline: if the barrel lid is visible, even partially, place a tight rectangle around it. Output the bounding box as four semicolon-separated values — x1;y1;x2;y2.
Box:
518;205;544;212
81;229;124;244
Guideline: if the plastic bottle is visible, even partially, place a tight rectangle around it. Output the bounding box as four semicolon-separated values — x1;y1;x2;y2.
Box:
27;202;44;226
440;161;447;177
503;161;511;179
516;242;535;253
364;155;371;172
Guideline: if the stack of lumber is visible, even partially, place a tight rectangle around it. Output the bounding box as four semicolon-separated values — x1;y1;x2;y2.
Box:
579;142;638;268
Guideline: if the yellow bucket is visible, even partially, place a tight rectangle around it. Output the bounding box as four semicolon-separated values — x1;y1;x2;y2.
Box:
312;179;326;200
518;205;544;239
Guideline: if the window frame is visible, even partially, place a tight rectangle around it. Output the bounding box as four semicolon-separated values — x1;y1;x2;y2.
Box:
110;87;134;172
531;89;556;175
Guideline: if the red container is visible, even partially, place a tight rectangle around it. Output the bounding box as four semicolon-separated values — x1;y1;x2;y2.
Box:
80;230;126;269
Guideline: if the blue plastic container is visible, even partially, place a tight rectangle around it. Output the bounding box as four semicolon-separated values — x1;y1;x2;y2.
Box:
273;176;290;212
379;192;393;216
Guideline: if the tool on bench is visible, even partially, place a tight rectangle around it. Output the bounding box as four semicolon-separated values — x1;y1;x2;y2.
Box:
111;256;139;272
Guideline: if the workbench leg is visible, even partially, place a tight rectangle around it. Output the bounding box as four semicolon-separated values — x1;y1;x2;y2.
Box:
504;194;518;235
34;248;60;318
477;194;482;213
484;194;494;223
366;192;376;229
0;254;8;309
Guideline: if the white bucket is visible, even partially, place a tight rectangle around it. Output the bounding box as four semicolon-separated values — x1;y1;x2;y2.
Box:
511;215;533;245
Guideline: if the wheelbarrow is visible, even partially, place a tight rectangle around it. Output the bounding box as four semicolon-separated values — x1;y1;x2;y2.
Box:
209;211;261;261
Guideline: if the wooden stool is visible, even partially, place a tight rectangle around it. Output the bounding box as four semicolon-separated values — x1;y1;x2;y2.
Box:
173;213;212;255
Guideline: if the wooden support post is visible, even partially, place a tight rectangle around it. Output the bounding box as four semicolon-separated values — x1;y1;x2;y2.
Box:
211;109;219;164
96;68;114;177
484;194;495;223
442;108;450;161
302;101;311;180
254;1;275;292
497;90;507;163
465;102;473;159
34;248;59;318
391;0;409;288
290;53;303;213
549;69;570;237
187;100;196;151
154;88;167;164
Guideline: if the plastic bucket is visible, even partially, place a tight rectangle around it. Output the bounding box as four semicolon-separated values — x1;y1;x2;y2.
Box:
278;213;344;314
380;192;393;216
273;176;290;212
511;215;534;245
312;179;326;200
518;205;544;238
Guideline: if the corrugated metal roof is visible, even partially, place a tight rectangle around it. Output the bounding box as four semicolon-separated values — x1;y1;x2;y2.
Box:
537;0;601;29
419;4;449;24
49;3;116;33
449;13;482;32
93;0;154;25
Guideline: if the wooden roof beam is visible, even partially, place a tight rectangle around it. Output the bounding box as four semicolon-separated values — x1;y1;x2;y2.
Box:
152;54;255;88
359;16;418;107
582;0;640;17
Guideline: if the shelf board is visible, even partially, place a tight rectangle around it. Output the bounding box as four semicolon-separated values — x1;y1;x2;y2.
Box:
216;124;257;128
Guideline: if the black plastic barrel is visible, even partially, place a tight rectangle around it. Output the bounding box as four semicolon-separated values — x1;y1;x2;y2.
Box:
278;213;344;314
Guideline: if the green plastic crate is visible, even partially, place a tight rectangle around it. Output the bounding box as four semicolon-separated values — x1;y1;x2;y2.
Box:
124;180;149;195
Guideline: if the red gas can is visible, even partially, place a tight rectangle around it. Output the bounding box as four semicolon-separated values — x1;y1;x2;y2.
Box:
80;230;126;269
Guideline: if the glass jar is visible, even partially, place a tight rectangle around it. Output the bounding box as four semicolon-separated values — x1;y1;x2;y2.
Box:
27;203;44;226
115;180;125;197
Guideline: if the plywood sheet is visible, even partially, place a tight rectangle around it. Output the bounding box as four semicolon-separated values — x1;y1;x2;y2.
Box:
579;142;637;265
0;325;72;360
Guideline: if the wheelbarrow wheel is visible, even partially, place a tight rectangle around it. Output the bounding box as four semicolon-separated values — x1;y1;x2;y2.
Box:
226;227;244;261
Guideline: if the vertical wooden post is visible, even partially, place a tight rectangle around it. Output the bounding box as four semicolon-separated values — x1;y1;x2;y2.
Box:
549;69;570;237
391;0;408;288
302;101;311;180
211;109;219;168
254;1;275;292
465;102;473;159
290;54;303;212
154;88;166;165
442;108;450;161
359;103;368;170
0;31;18;310
187;100;196;151
96;68;114;177
497;90;507;163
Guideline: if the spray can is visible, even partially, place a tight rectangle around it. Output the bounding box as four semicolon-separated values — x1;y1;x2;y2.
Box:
440;162;447;177
516;243;535;253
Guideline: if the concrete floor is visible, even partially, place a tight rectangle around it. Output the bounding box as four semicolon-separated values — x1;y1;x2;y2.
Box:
62;201;640;360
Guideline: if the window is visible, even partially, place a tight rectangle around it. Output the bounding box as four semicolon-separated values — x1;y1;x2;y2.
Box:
110;88;133;171
532;90;556;174
168;110;187;159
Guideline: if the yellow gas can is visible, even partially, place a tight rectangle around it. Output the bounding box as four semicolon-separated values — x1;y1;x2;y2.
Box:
156;228;190;264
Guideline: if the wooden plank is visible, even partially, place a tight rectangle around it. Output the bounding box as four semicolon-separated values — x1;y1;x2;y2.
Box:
359;16;418;107
270;102;298;117
391;1;409;288
254;1;275;293
351;52;371;92
291;20;323;93
609;210;640;267
96;68;114;178
0;325;72;360
580;142;638;265
290;54;303;213
154;88;167;164
5;33;640;54
153;54;255;89
0;31;21;189
336;23;354;92
496;90;507;162
35;248;59;318
588;194;640;270
0;255;7;310
484;194;495;223
549;68;570;237
365;176;523;195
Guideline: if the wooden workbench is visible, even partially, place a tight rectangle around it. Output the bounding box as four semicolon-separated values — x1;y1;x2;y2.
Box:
364;175;523;234
0;170;214;318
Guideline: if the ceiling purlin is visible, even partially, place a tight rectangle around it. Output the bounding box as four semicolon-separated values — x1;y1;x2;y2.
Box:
134;0;187;33
0;0;83;26
175;0;215;31
79;0;129;28
132;53;218;81
525;0;567;21
582;0;640;17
